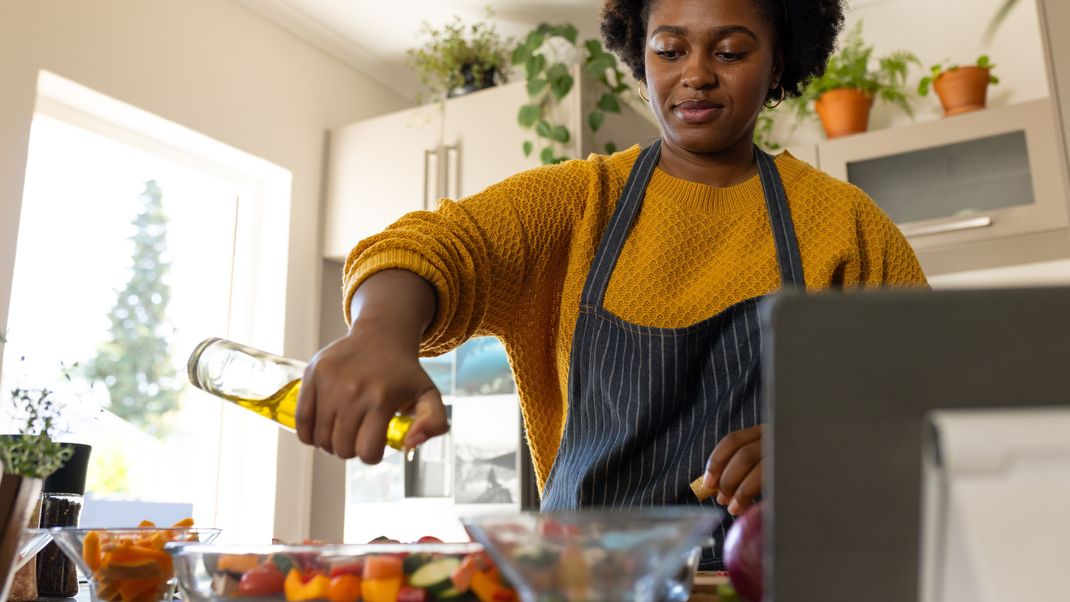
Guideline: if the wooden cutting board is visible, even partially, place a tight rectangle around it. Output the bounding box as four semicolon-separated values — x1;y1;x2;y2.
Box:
689;572;730;601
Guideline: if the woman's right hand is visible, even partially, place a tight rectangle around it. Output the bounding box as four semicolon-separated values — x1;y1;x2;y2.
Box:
295;270;448;464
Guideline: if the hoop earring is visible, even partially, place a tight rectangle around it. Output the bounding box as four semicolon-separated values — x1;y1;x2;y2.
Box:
764;85;786;109
637;80;649;103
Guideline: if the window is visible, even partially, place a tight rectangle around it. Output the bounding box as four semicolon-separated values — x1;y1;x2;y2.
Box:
1;72;292;543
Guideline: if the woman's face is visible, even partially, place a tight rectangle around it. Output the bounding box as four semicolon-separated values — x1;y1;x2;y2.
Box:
644;0;781;156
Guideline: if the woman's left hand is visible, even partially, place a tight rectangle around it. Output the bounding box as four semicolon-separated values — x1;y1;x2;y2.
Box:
703;424;765;516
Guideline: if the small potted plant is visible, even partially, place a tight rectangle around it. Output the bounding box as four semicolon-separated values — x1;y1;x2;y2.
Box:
917;56;999;116
788;22;920;138
0;332;75;602
406;8;512;102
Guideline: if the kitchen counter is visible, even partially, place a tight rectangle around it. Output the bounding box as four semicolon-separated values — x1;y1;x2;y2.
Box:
60;574;732;601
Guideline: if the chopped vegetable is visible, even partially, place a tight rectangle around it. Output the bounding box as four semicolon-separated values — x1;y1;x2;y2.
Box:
81;520;199;602
363;555;403;581
326;574;361;602
409;557;460;595
470;570;514;602
396;585;428;602
236;563;285;597
83;531;102;572
218;554;262;574
284;569;330;601
329;560;364;579
361;577;402;602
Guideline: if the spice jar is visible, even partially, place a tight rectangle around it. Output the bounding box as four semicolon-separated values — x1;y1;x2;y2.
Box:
36;442;91;598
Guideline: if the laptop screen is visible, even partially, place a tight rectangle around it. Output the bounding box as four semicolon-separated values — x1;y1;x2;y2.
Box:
761;287;1070;602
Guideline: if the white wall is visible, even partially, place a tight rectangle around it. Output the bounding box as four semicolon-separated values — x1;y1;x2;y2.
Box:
0;0;410;540
776;0;1049;146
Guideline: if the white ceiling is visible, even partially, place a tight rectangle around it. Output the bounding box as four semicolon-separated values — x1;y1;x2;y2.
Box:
235;0;880;101
235;0;605;100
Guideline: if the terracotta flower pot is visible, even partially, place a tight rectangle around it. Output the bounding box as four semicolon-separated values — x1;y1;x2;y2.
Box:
933;66;991;116
815;88;874;138
0;473;44;602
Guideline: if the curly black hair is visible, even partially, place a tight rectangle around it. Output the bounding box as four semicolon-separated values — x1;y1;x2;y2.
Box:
601;0;845;101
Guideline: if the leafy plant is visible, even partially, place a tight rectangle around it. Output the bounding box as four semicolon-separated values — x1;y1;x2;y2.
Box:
406;8;512;103
753;109;782;151
787;22;920;122
0;331;75;479
917;55;999;96
512;23;631;165
1;390;73;479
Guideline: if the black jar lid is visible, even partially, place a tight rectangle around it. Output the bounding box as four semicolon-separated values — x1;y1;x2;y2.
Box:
43;442;92;495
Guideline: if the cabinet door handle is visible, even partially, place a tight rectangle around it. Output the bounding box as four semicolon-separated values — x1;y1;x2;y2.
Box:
444;144;460;200
899;216;993;238
423;148;438;211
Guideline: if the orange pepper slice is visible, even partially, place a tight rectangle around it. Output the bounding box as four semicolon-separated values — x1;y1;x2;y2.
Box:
137;520;156;528
117;578;160;602
171;517;194;528
84;531;103;572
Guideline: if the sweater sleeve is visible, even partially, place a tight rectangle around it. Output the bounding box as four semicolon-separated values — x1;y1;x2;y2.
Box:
854;193;928;287
341;156;604;356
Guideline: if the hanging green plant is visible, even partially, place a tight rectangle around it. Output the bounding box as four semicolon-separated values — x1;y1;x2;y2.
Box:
512;23;631;165
753;109;782;152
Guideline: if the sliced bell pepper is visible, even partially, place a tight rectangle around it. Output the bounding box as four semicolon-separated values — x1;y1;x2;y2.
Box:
285;568;330;601
361;578;402;602
117;577;159;602
84;531;103;572
470;570;515;602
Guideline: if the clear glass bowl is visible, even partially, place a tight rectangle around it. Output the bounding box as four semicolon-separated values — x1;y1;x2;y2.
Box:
50;527;221;602
16;528;53;571
462;507;722;602
172;541;515;602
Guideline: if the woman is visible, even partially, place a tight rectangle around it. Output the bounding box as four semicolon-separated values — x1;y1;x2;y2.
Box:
297;0;926;568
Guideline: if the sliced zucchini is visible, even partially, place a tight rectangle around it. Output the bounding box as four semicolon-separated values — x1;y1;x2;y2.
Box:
434;586;474;600
403;552;433;575
410;557;462;595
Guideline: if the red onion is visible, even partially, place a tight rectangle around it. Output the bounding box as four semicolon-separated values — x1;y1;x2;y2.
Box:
724;501;764;602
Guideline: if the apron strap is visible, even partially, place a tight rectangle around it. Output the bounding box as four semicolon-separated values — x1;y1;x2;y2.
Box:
580;140;663;306
755;147;806;289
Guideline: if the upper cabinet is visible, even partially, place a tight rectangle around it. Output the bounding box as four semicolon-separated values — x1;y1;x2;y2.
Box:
325;105;443;259
323;66;660;260
817;99;1070;274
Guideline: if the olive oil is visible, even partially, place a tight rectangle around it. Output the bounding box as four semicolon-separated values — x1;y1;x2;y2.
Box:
188;337;414;453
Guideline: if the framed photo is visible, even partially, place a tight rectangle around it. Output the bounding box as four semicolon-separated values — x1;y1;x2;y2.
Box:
451;395;520;505
404;405;453;498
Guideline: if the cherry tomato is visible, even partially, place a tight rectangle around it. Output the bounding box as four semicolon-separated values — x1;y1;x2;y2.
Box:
329;560;364;579
236;563;285;597
327;574;362;602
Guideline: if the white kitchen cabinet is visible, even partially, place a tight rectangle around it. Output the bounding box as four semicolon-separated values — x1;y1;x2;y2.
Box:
816;99;1070;275
324;105;443;259
324;66;660;260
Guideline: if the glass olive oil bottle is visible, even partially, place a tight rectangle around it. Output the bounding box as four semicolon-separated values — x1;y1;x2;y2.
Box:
187;337;413;452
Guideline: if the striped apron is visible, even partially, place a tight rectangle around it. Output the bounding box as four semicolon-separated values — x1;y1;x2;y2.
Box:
540;140;805;569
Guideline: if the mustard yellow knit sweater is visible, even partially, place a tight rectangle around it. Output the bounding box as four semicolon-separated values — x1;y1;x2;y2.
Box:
343;145;927;490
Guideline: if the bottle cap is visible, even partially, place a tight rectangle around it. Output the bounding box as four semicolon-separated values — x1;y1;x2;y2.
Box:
43;442;93;495
385;415;414;451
